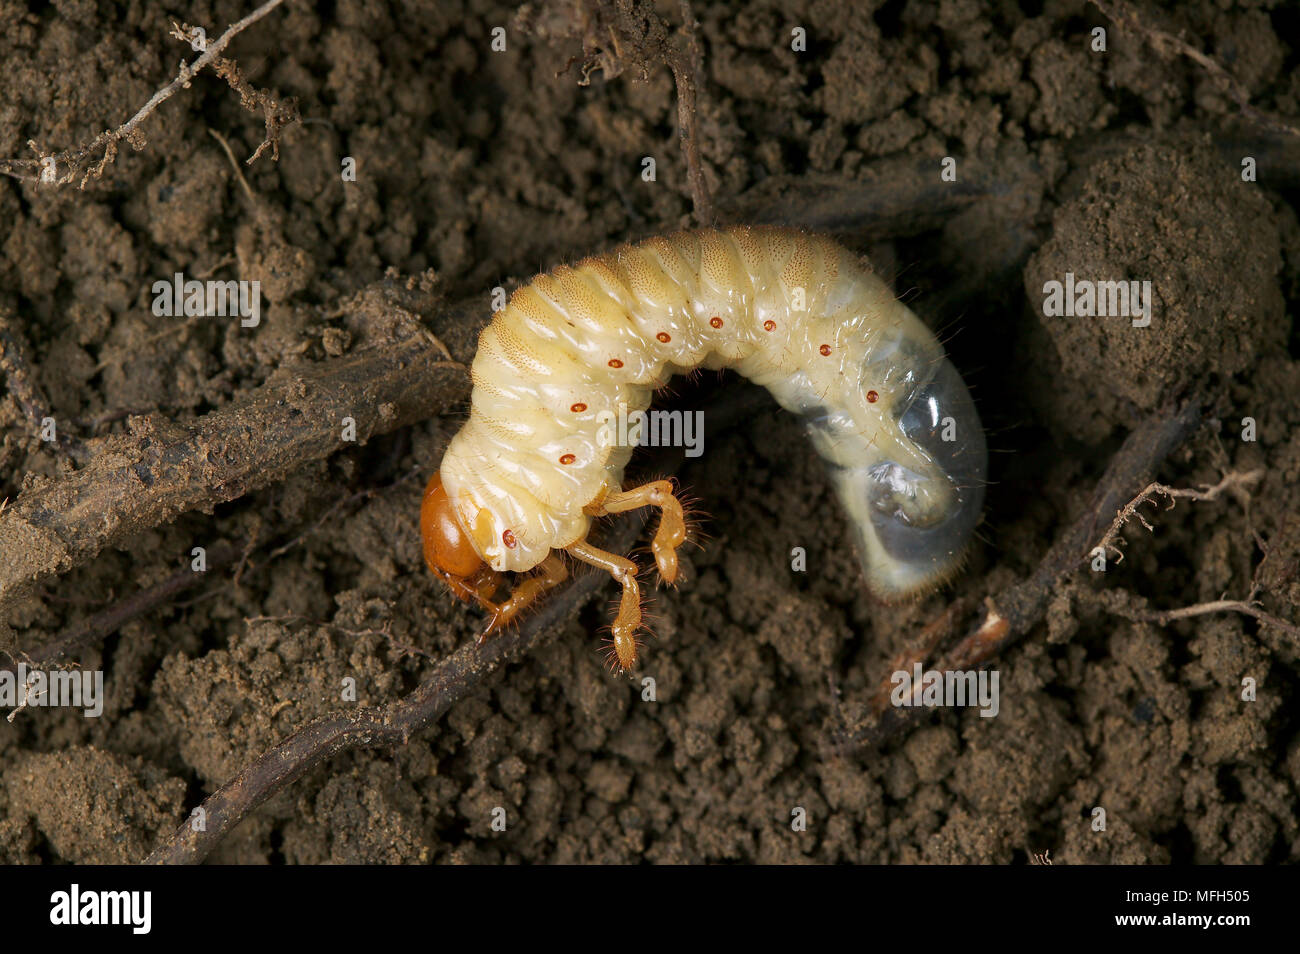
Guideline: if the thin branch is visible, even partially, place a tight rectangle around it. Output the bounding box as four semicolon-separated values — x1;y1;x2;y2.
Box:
142;385;771;863
841;400;1206;748
1096;469;1264;562
1093;0;1300;138
145;516;655;864
203;35;300;164
666;0;714;226
0;0;289;188
207;128;258;206
2;468;425;674
0;301;474;617
1;543;239;672
1129;594;1300;639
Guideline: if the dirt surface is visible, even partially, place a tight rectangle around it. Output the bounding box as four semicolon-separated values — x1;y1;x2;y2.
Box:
1;0;1298;864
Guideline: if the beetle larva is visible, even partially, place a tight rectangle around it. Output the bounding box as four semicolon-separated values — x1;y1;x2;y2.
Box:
422;226;986;671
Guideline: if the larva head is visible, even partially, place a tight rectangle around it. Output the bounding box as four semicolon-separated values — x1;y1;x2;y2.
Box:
421;471;487;581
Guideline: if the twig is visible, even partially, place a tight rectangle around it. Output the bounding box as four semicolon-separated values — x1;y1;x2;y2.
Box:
540;0;715;226
842;400;1206;748
4;466;427;673
1105;495;1300;640
146;518;645;864
200;35;300;164
665;0;714;226
207;128;258;205
1;542;239;672
142;385;771;863
870;597;968;716
0;297;476;617
1096;469;1264;562
0;0;289;187
6;668;49;723
1093;0;1300;138
1129;592;1300;639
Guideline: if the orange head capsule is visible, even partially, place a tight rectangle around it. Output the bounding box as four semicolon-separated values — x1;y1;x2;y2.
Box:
421;471;505;608
421;472;482;577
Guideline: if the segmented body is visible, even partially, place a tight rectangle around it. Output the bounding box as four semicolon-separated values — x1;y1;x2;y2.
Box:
439;225;984;601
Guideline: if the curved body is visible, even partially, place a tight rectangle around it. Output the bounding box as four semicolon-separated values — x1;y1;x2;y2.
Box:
436;225;985;605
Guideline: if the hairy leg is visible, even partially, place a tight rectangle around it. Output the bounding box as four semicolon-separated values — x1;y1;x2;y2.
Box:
566;539;643;671
589;479;687;583
477;553;568;640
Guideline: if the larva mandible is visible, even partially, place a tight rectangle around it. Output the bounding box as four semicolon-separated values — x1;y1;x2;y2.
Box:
421;225;986;671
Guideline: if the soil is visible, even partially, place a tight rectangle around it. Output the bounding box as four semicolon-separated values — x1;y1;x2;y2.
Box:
1;0;1298;864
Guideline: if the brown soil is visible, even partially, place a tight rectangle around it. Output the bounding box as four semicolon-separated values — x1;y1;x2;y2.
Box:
1;0;1298;863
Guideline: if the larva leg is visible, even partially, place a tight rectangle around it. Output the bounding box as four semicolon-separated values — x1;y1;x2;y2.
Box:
479;553;568;641
589;480;687;584
565;539;642;671
436;565;505;609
